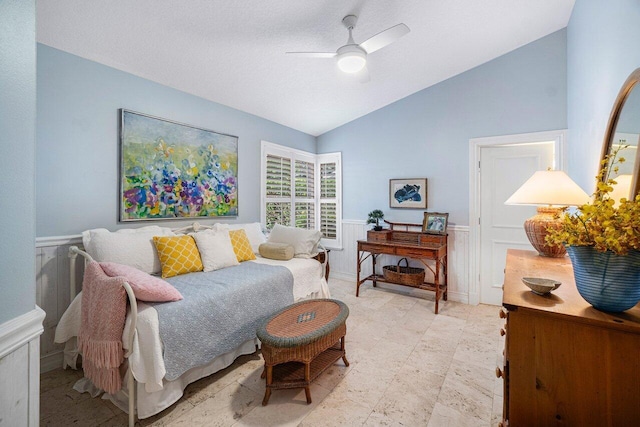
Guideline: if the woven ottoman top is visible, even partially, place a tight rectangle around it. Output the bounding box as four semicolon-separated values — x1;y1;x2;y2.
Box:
257;299;349;348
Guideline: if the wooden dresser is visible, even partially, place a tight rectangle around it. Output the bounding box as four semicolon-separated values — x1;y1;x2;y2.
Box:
500;249;640;426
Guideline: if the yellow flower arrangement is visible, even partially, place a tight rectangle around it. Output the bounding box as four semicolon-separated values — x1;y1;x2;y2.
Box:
546;145;640;255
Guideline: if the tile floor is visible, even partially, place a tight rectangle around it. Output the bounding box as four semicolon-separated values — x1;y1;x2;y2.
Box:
40;278;505;426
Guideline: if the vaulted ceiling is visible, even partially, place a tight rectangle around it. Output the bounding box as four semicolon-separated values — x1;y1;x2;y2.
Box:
37;0;575;136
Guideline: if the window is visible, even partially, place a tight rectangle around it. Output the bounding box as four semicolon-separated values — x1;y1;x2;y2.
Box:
294;159;315;229
261;141;342;248
264;154;292;229
319;158;338;240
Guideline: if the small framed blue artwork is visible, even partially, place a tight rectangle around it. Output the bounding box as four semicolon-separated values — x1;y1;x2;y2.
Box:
389;178;427;209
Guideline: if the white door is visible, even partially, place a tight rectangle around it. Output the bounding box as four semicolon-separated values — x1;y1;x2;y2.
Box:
479;142;556;305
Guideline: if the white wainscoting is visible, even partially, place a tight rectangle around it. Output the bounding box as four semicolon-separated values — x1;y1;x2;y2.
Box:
0;306;46;426
36;235;83;373
329;220;470;303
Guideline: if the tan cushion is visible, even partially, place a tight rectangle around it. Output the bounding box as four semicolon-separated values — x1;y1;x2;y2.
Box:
259;242;295;261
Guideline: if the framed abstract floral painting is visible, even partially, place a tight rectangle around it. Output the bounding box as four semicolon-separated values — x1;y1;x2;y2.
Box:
119;110;238;221
389;178;427;209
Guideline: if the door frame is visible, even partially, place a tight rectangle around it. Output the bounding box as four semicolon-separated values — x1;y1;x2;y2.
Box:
468;130;567;305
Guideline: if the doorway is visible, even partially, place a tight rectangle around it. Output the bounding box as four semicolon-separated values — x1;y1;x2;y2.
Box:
469;130;566;306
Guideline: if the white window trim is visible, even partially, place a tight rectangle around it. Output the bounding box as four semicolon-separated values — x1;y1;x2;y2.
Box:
261;141;342;249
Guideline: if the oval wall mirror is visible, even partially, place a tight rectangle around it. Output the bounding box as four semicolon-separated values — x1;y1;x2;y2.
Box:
601;68;640;202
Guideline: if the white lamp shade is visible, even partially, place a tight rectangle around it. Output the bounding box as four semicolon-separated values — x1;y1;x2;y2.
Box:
505;170;591;206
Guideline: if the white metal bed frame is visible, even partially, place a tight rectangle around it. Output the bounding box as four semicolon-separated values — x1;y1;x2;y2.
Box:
67;222;327;427
69;246;138;427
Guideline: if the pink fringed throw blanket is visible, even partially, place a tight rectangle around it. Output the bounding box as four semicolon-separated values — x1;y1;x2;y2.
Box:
78;261;127;394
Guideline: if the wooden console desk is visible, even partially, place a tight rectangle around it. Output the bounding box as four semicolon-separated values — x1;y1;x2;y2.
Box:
500;249;640;426
356;231;447;314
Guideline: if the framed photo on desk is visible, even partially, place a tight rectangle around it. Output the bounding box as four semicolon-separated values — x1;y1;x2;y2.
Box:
423;212;448;234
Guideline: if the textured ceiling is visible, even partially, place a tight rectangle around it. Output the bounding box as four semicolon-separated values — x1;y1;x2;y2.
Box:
37;0;575;136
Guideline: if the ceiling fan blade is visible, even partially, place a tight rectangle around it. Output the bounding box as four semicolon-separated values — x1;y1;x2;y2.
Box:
359;23;410;54
285;52;336;58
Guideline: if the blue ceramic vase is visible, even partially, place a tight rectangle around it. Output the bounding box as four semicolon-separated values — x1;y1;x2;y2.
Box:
566;246;640;312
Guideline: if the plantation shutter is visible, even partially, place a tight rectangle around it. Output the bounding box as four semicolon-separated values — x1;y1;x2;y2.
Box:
318;153;342;247
265;154;292;229
320;162;337;238
295;160;315;229
262;142;341;248
266;155;291;197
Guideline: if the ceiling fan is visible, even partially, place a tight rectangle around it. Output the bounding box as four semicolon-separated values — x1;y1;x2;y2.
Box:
286;15;410;76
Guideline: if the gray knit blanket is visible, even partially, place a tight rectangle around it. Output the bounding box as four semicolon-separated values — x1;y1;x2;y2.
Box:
151;262;294;380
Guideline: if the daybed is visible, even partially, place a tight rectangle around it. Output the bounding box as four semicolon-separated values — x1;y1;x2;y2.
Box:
54;222;330;426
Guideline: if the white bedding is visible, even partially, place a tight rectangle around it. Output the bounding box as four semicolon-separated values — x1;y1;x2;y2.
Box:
54;256;330;418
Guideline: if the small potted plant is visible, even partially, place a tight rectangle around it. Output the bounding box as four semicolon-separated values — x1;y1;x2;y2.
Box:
367;209;385;231
546;145;640;312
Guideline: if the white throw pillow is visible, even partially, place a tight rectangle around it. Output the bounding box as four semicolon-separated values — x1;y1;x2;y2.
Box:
82;226;174;274
267;224;322;258
191;229;239;271
216;222;267;254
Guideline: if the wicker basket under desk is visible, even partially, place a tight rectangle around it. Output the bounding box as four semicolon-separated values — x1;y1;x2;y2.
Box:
382;257;425;286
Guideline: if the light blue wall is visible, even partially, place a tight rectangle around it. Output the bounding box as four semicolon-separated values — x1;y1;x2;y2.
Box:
0;0;37;324
38;0;640;234
317;30;567;226
36;45;316;237
567;0;640;191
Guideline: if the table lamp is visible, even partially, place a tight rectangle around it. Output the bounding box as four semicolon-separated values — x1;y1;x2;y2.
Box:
505;170;591;257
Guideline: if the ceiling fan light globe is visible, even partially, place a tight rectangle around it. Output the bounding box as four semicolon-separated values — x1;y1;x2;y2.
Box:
336;46;366;73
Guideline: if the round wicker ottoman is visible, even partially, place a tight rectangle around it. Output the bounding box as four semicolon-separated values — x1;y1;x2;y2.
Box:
256;298;350;406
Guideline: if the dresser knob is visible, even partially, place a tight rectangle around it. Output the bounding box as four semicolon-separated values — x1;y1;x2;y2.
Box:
500;328;506;336
496;367;503;378
499;309;507;319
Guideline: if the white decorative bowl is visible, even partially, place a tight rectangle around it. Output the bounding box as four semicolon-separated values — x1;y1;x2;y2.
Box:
522;277;562;296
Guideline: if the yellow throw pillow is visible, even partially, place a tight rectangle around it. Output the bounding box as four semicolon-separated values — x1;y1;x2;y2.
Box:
229;229;257;262
153;235;203;278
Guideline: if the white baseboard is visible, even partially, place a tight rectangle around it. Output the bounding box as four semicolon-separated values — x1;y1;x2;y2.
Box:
446;291;468;304
40;350;64;373
329;271;356;282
